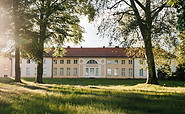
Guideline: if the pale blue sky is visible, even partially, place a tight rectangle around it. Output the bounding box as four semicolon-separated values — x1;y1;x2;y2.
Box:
66;17;110;47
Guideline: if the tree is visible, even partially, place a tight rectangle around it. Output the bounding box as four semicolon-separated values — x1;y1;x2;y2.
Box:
169;0;185;80
94;0;177;84
21;0;95;83
0;0;25;82
12;0;22;82
0;0;39;82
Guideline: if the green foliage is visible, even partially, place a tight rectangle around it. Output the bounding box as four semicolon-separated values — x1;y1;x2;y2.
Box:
21;0;95;60
0;78;185;113
174;0;185;31
95;0;177;48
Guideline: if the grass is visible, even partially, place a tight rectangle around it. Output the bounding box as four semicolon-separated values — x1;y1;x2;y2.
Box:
0;77;185;114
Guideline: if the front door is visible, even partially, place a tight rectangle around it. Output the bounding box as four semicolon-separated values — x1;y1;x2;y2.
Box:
85;67;99;76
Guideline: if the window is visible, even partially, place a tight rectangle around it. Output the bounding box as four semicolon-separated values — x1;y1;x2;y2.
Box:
53;60;57;64
67;68;70;75
107;68;111;76
87;60;98;64
27;59;31;64
67;60;71;64
53;68;57;76
34;67;37;76
129;60;133;64
121;60;125;64
107;60;111;64
26;67;30;75
60;68;64;76
43;67;47;76
114;68;118;76
73;68;77;76
139;68;144;76
43;59;47;64
90;68;94;76
95;68;99;76
114;60;118;64
121;68;125;76
129;68;133;76
60;60;64;64
86;68;89;76
74;60;78;64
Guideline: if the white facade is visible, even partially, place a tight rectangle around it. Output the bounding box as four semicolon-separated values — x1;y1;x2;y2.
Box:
10;57;177;79
12;57;52;77
0;57;11;77
134;58;148;79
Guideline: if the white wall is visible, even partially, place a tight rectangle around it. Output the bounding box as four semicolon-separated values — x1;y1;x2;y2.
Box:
134;58;148;79
0;57;11;77
43;58;52;77
12;58;52;77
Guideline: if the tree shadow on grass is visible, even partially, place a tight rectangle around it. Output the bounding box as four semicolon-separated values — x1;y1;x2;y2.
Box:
23;78;185;87
2;87;185;114
1;78;185;113
159;80;185;87
0;77;15;84
23;78;146;86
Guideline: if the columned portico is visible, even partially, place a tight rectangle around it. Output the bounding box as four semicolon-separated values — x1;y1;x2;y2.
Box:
79;58;106;77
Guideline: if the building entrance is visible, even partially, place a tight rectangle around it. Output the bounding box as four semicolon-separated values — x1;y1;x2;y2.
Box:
85;67;99;76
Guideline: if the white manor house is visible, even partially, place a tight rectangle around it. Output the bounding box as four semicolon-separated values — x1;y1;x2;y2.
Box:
1;46;176;79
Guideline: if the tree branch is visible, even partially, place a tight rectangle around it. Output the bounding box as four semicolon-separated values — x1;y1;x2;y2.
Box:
151;3;167;20
113;10;135;22
122;0;131;7
134;0;146;11
107;0;122;9
113;10;134;16
129;0;143;26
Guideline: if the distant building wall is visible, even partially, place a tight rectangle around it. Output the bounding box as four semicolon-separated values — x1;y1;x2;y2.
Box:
12;57;52;77
134;58;148;79
0;57;11;77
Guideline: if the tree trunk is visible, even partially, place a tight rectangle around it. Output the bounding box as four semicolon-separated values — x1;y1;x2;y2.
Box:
138;0;159;85
15;47;21;82
35;5;45;83
36;58;43;83
142;28;159;85
35;38;44;83
13;0;21;82
143;35;159;85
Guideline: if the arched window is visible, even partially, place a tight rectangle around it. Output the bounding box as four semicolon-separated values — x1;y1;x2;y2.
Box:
87;60;98;64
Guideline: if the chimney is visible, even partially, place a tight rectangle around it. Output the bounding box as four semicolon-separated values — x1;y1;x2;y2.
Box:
81;46;82;48
115;46;119;48
103;46;105;48
67;46;70;48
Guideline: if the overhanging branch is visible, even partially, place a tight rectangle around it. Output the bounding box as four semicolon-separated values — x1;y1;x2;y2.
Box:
130;0;143;26
151;3;167;20
107;0;122;9
113;10;134;16
134;0;146;11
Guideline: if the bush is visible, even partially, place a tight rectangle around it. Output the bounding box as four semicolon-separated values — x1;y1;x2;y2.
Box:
176;63;185;81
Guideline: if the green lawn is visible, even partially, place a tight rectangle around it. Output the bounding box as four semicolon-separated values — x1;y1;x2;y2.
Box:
0;77;185;114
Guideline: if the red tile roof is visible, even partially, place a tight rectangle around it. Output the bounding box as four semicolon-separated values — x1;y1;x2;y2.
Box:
48;47;145;58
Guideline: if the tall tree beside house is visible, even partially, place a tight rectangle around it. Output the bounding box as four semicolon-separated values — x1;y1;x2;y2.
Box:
0;0;22;82
21;0;95;83
93;0;177;84
0;0;34;82
13;0;21;82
